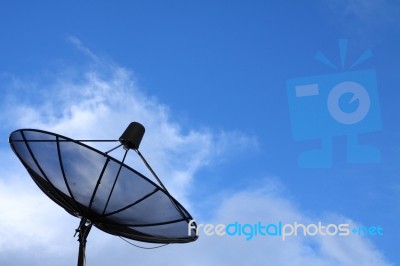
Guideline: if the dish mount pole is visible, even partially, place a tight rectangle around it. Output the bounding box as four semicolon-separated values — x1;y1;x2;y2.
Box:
76;218;92;266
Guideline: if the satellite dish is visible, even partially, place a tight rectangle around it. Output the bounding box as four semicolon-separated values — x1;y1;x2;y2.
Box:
9;122;198;266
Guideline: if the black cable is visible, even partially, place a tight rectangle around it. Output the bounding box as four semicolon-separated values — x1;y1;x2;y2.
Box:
119;236;169;249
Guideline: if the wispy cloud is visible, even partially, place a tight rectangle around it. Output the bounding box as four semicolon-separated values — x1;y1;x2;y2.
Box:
66;35;100;62
1;38;257;201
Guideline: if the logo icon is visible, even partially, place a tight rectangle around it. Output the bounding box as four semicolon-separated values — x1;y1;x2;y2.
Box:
286;39;382;168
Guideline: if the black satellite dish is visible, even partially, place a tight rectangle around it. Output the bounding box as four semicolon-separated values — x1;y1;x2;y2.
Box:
9;122;198;266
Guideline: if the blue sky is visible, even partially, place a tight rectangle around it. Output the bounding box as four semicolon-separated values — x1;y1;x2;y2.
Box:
1;1;400;265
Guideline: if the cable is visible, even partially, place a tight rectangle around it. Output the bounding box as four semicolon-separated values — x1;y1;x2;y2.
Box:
119;236;169;249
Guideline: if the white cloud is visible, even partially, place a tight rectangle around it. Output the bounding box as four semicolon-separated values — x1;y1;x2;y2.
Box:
199;185;391;266
0;176;391;266
0;172;77;265
1;47;257;202
81;180;391;266
0;39;392;266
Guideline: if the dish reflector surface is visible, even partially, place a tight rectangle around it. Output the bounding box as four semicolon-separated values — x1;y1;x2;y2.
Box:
9;129;197;244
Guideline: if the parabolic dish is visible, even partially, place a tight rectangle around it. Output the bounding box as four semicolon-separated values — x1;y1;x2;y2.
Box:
9;129;197;244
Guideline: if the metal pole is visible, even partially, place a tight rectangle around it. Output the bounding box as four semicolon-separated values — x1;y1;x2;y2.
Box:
77;219;92;266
